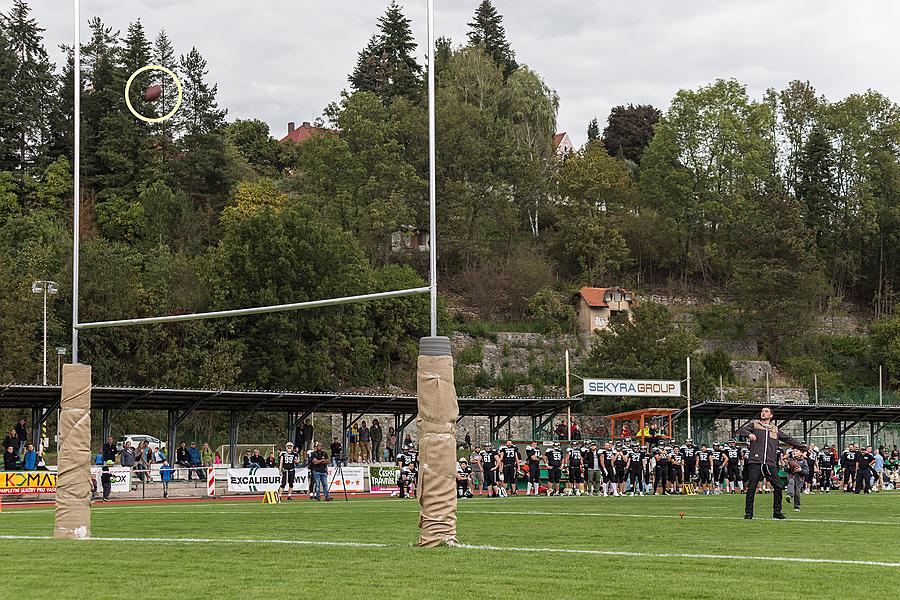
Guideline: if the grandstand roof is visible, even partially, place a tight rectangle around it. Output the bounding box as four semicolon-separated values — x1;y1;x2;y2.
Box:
0;384;577;418
676;400;900;424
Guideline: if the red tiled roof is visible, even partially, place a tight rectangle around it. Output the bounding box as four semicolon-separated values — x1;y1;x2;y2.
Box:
280;123;333;144
579;287;609;308
552;132;567;149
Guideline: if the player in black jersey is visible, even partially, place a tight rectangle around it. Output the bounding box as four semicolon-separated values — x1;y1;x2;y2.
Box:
544;442;564;496
481;444;501;497
805;446;819;492
740;446;750;492
669;447;684;494
456;458;473;498
681;439;697;485
725;440;742;493
841;444;858;492
565;443;585;495
696;444;712;494
711;442;728;493
652;448;668;495
279;442;300;500
600;442;617;496
626;444;644;496
818;446;835;492
500;440;521;496
524;441;542;495
854;446;875;494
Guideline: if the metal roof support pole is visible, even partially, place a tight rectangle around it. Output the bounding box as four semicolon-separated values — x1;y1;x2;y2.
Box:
101;408;111;442
229;410;238;468
341;412;348;460
730;418;736;439
167;409;177;465
287;411;297;446
30;406;40;449
397;413;417;448
802;420;808;444
870;421;876;448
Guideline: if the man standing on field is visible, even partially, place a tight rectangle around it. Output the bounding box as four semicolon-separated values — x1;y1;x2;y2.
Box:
736;407;806;519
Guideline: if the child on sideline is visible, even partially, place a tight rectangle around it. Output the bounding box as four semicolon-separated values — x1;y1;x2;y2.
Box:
160;459;174;499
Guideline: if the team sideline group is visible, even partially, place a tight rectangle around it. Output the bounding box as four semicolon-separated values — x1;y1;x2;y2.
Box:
454;439;895;498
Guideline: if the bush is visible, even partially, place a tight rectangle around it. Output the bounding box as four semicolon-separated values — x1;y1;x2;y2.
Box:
693;304;746;340
456;342;484;366
702;347;734;384
526;287;575;334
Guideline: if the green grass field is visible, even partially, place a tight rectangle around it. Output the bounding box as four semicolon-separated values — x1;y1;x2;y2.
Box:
2;492;899;599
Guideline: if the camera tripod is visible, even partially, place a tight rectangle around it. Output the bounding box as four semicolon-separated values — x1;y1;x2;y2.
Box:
326;457;350;501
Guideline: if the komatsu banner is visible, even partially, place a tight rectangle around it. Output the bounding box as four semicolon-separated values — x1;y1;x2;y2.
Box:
583;378;682;397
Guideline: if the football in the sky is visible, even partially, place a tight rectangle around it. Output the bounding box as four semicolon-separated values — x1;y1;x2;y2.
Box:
144;84;162;102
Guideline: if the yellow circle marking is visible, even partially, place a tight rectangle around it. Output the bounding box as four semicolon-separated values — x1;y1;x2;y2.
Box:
124;64;183;123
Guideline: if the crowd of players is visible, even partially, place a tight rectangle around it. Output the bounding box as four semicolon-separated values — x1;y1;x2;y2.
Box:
453;438;900;498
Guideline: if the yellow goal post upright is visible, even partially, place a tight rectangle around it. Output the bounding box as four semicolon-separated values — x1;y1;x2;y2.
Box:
60;0;448;542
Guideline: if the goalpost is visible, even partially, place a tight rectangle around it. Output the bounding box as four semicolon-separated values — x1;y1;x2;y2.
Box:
57;0;458;546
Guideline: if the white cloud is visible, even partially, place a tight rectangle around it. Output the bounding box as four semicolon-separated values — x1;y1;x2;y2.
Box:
23;0;900;146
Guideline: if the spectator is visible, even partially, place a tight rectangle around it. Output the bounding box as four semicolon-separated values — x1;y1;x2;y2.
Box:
102;436;117;463
120;440;136;474
4;445;19;470
135;444;150;483
302;419;314;452
15;418;27;454
250;448;266;469
554;422;567;440
387;428;397;461
265;452;277;468
359;421;371;463
188;442;204;480
371;419;383;464
309;442;331;501
572;423;583;440
348;424;359;463
101;460;113;502
330;438;343;467
160;459;174;498
464;430;472;450
2;429;18;455
176;441;191;477
403;433;412;448
214;451;222;465
872;448;885;491
22;443;38;471
201;442;214;467
242;450;253;468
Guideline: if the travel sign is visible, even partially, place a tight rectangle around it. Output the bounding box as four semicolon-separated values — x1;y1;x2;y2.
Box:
583;379;682;397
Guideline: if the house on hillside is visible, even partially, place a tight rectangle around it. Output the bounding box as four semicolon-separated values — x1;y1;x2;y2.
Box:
391;226;430;253
577;286;636;333
553;132;574;157
280;121;332;143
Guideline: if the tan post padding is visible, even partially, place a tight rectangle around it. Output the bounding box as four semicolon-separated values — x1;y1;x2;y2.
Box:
54;363;92;539
416;350;459;547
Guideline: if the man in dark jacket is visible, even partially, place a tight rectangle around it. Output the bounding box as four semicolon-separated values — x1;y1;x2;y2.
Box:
15;418;28;454
736;407;806;519
102;436;117;463
4;445;19;470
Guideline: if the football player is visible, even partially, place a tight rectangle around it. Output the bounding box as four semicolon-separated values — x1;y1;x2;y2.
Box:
544;441;564;496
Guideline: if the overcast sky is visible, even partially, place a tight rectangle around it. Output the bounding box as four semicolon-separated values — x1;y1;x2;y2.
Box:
23;0;900;146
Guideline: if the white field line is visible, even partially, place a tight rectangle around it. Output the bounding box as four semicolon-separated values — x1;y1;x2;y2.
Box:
1;535;897;569
467;510;900;527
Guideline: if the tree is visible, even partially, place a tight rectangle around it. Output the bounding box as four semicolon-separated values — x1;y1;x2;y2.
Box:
601;104;661;163
869;315;900;388
467;0;518;78
586;117;600;144
0;23;19;171
349;2;422;102
178;47;226;136
728;192;827;358
152;29;178;143
3;0;55;174
795;126;836;248
224;119;282;177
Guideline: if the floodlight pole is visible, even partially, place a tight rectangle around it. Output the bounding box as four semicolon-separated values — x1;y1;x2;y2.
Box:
72;0;81;364
427;0;438;337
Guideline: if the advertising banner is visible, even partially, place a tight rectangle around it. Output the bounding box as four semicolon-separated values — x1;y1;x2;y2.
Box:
0;470;57;494
226;468;282;492
369;465;400;493
90;466;132;493
226;466;367;494
583;378;682;397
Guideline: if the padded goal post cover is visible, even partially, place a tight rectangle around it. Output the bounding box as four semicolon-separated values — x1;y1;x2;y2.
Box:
416;337;459;547
54;363;92;539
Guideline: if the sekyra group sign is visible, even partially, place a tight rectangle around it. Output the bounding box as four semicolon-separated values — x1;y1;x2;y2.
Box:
583;378;682;397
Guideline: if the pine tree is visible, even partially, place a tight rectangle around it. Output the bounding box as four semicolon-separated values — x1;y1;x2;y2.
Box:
0;23;19;171
178;47;226;136
3;0;56;173
586;117;600;143
152;29;178;136
349;2;422;102
467;0;518;78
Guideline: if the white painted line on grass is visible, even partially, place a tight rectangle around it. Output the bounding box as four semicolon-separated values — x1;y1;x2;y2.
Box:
2;535;897;569
469;510;900;527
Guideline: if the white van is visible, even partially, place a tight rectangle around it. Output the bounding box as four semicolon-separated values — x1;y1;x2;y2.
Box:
117;434;165;452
